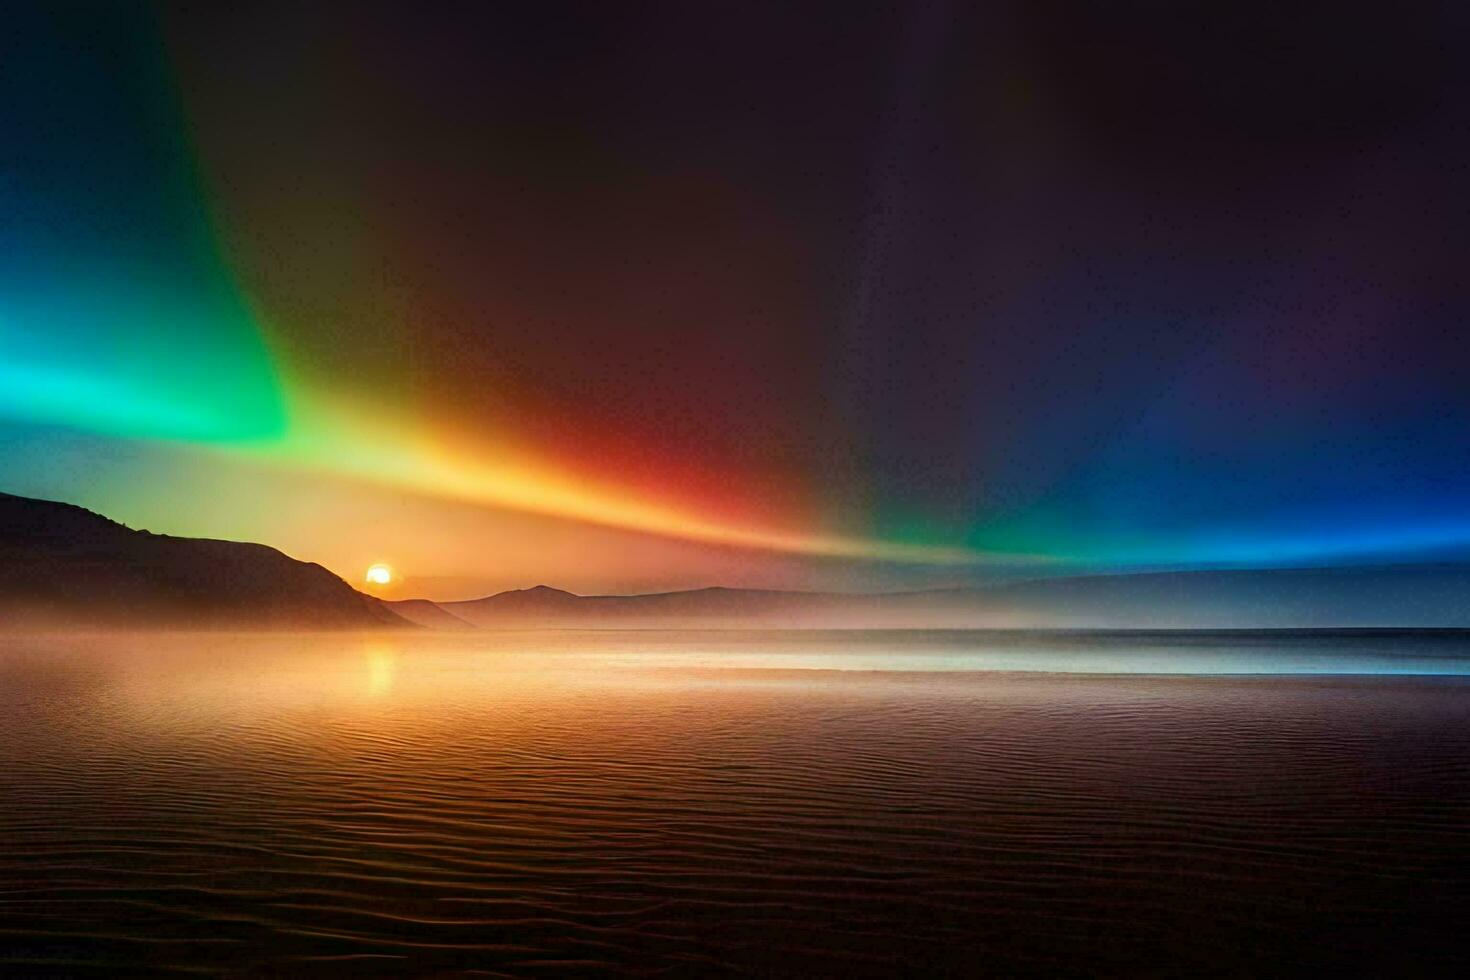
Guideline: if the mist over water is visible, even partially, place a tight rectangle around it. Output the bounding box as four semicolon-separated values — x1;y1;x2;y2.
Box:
3;631;1470;975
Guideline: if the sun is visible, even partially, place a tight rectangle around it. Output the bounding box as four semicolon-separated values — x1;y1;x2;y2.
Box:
365;563;393;586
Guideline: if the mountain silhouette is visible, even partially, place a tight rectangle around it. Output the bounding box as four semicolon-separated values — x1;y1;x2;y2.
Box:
443;585;858;627
5;489;1470;630
440;567;1470;629
0;491;406;629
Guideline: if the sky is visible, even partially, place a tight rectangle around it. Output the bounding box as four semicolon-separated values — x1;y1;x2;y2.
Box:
4;1;1470;599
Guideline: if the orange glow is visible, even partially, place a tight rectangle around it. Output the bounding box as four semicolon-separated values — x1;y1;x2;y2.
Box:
229;390;1021;568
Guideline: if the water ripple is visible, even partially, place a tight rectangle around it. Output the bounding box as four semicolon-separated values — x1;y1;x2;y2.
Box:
2;632;1469;974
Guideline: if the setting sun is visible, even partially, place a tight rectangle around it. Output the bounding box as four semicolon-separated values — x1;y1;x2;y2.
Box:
365;563;393;586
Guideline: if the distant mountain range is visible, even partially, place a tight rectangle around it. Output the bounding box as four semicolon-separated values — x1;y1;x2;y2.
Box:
406;568;1470;629
3;490;1469;630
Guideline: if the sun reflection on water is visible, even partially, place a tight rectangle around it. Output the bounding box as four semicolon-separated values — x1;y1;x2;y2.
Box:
363;641;397;698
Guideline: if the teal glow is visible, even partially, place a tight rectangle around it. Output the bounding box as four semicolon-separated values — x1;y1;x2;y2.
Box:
0;3;283;443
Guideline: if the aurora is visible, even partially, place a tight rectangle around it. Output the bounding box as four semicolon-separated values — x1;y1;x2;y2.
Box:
3;2;1468;598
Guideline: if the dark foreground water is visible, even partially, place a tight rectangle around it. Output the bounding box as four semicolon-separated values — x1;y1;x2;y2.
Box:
2;630;1470;976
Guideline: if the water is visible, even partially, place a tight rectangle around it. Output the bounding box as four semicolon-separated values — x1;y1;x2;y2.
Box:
3;630;1470;975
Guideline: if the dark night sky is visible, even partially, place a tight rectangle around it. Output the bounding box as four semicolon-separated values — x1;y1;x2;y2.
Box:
4;2;1470;595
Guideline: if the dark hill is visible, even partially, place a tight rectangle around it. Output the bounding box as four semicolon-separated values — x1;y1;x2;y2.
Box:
0;491;406;629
